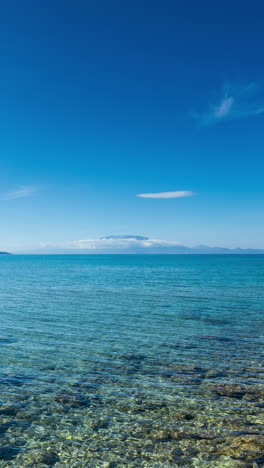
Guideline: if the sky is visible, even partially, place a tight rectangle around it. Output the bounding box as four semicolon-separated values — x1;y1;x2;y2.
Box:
1;0;264;252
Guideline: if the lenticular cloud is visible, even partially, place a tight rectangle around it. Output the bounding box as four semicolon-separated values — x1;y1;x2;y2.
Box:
137;191;195;199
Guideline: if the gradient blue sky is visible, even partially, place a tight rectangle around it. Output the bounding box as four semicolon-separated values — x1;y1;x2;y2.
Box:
1;0;264;251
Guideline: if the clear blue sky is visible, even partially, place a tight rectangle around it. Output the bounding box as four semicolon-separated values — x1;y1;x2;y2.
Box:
1;0;264;251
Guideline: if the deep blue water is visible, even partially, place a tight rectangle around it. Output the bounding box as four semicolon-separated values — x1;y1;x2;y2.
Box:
0;255;263;467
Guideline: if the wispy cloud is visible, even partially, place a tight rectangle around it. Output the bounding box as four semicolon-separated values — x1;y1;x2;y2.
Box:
193;82;264;125
1;185;36;200
137;190;195;199
214;96;234;118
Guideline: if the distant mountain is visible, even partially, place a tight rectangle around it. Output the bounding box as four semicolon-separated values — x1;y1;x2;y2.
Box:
20;236;264;254
97;237;264;254
191;245;264;254
0;251;11;255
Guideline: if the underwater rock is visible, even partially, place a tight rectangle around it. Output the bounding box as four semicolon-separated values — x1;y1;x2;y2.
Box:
37;450;60;465
134;401;168;413
116;399;168;415
208;383;250;398
90;418;109;430
162;365;207;387
246;367;264;374
0;373;27;387
122;364;141;375
168;446;184;462
0;405;19;416
22;450;60;466
0;445;19;460
15;408;42;422
218;435;264;461
219;417;259;434
166;341;198;350
0;423;13;436
243;393;264;403
100;463;116;468
207;383;264;401
193;456;249;467
170;375;203;386
170;364;207;373
202;318;233;325
196;335;235;343
163;364;207;384
152;428;174;442
122;353;147;362
173;411;195;421
55;390;90;407
152;428;195;442
205;368;227;379
40;366;58;371
0;336;16;344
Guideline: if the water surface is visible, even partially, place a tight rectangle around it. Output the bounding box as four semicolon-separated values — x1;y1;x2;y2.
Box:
0;255;263;467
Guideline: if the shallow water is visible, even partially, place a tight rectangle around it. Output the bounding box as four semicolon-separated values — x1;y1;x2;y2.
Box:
0;254;263;467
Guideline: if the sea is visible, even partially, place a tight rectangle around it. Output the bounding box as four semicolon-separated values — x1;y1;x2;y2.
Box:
0;254;263;467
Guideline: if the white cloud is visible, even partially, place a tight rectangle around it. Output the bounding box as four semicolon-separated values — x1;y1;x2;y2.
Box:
39;236;182;251
193;82;264;125
1;185;36;200
137;190;195;199
17;235;264;254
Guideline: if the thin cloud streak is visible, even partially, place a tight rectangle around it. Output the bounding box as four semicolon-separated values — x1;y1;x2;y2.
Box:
1;185;36;200
137;191;195;199
193;82;264;126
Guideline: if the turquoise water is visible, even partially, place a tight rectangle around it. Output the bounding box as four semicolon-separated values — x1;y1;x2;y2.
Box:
0;255;263;467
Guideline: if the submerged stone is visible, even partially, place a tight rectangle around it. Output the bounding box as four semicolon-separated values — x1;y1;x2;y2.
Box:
218;435;264;461
207;383;264;401
163;364;207;386
0;423;12;435
0;337;16;344
205;368;227;378
23;450;60;466
173;411;195;421
196;335;234;342
170;364;207;373
0;373;27;387
193;456;248;467
55;390;90;407
0;445;19;460
0;405;19;416
168;446;184;462
90;418;109;430
122;353;147;362
207;384;249;398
